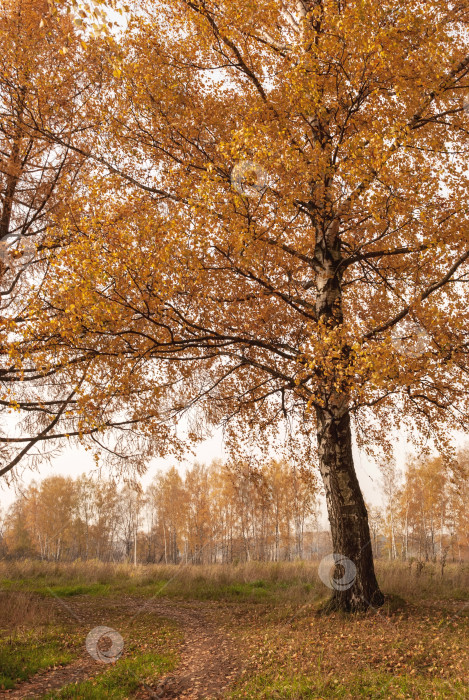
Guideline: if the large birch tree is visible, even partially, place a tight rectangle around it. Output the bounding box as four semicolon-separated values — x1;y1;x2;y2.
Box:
30;0;469;610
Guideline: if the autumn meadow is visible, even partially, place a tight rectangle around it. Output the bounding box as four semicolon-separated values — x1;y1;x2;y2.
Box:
1;0;469;697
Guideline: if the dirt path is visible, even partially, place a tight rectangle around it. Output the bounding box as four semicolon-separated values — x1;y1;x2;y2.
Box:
1;598;241;700
2;658;103;700
134;600;240;699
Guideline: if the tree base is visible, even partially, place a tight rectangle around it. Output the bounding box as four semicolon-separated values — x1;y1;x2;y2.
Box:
317;588;385;615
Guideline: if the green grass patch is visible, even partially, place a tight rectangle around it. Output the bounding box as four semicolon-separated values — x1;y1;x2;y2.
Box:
1;573;317;604
1;579;112;598
0;632;77;691
218;582;271;599
229;670;468;699
43;650;177;699
44;583;111;597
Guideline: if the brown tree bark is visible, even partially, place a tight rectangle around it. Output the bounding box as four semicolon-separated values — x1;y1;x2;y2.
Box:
314;219;384;611
316;403;384;611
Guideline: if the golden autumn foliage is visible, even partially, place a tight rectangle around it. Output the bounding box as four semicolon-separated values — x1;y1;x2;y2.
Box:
2;0;469;609
1;459;320;564
0;0;184;478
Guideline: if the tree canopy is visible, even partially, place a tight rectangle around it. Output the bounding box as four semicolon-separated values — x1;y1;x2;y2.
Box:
1;0;469;610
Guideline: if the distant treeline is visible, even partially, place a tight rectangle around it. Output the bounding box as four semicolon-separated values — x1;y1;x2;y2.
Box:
1;454;468;564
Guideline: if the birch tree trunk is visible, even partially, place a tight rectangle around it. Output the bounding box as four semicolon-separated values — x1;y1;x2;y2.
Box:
316;404;384;611
315;219;384;611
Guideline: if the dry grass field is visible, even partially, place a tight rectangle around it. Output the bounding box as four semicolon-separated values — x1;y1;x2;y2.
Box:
0;559;467;698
